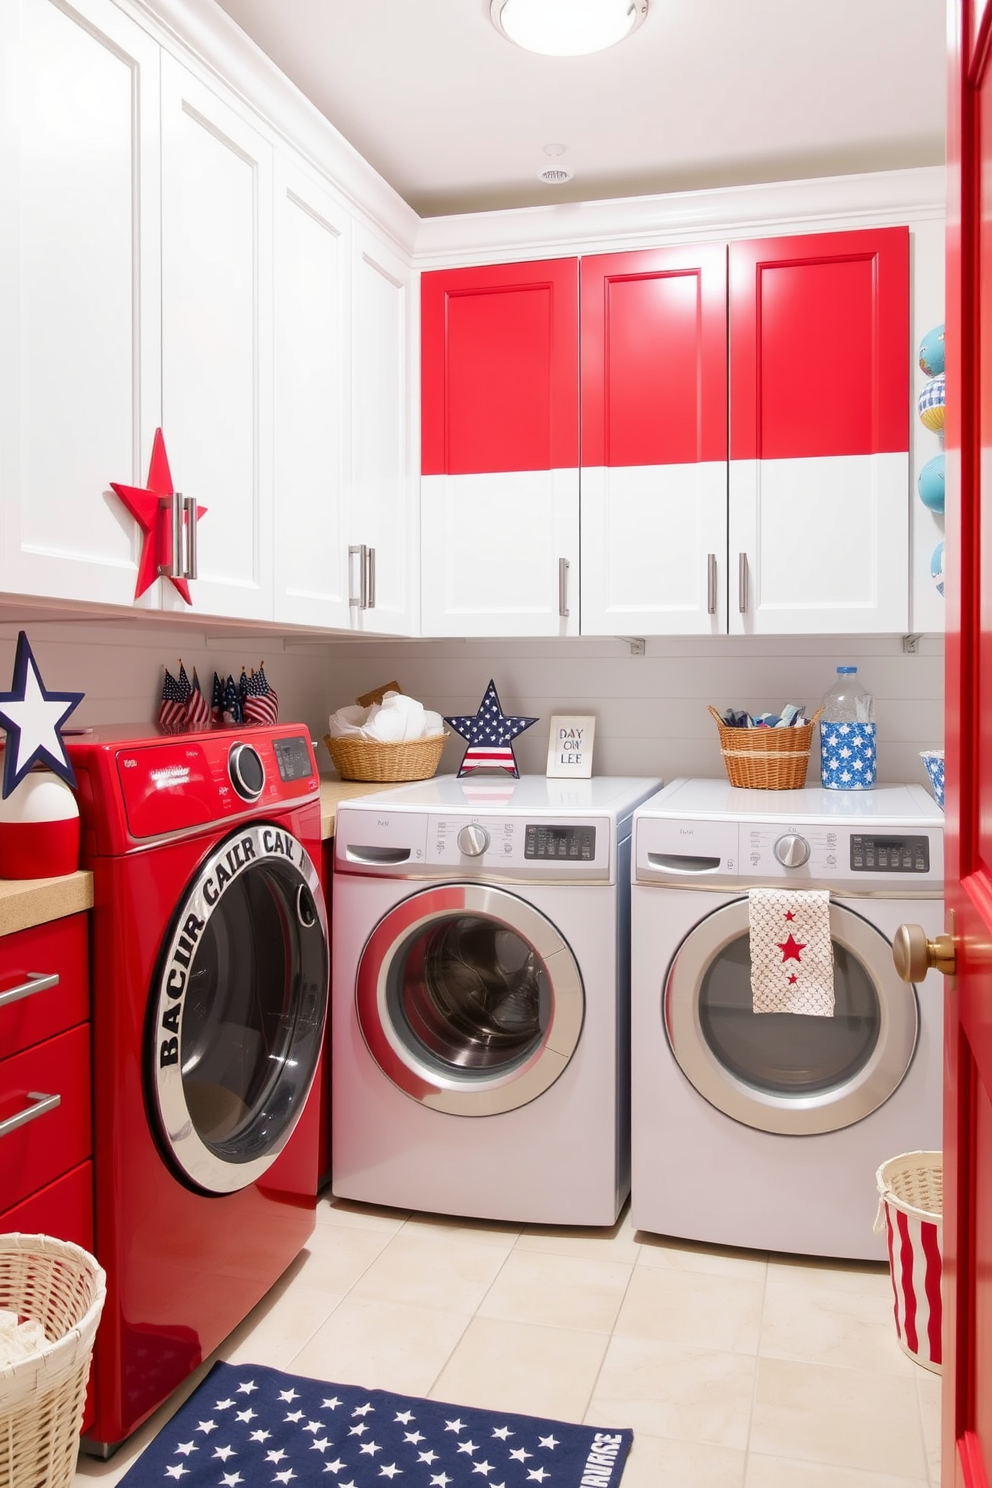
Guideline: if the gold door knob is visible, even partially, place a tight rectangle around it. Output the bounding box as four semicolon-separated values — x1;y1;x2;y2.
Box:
892;923;957;981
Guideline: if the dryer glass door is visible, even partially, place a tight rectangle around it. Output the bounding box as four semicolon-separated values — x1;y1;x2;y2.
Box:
665;897;918;1134
356;884;584;1115
150;823;329;1192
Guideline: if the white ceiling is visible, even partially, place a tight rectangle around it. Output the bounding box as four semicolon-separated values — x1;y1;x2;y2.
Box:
213;0;946;218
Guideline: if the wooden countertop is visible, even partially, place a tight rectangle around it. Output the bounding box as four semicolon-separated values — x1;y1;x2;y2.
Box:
319;777;403;840
0;871;94;938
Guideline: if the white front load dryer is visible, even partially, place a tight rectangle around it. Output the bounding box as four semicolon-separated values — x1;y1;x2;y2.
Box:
331;774;660;1225
630;777;944;1260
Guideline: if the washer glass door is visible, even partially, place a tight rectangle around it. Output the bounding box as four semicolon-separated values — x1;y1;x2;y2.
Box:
150;823;328;1192
356;884;584;1115
664;897;919;1133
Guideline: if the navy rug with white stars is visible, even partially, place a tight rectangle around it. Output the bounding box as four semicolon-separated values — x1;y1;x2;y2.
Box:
119;1361;632;1488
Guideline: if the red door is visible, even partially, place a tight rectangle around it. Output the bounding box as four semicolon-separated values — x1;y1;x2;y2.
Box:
943;0;992;1481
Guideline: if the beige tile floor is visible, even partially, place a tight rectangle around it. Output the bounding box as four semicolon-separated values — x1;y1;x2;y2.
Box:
74;1193;942;1488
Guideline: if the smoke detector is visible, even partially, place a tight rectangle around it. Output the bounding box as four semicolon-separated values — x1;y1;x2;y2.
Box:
538;166;574;185
491;0;648;57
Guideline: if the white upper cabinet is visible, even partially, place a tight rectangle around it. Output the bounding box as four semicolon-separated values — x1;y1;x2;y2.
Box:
272;156;351;630
159;54;274;621
0;0;162;607
349;227;418;635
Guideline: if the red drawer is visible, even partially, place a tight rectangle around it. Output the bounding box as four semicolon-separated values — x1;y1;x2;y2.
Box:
0;913;89;1060
0;1022;92;1211
0;1159;94;1251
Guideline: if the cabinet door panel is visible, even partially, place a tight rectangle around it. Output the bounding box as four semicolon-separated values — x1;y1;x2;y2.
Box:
350;230;417;634
421;470;578;636
272;161;350;628
1;1160;93;1251
0;0;161;606
729;228;909;634
0;1022;91;1211
580;247;728;635
0;912;88;1060
160;56;273;619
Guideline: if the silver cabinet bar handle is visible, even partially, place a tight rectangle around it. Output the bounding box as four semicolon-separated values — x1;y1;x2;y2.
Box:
159;492;184;578
738;552;749;613
0;1091;61;1139
183;495;198;580
348;545;368;608
558;557;570;618
707;553;717;615
366;547;376;610
0;971;59;1009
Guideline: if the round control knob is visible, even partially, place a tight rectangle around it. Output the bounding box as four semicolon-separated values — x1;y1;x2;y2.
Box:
229;742;264;802
457;824;490;857
774;833;811;868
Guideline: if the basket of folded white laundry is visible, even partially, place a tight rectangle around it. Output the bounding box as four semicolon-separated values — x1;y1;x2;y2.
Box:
324;682;449;782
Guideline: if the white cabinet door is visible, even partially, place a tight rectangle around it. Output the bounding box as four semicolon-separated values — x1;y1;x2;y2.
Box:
421;470;580;637
349;228;417;635
272;157;351;629
0;0;161;607
159;55;273;621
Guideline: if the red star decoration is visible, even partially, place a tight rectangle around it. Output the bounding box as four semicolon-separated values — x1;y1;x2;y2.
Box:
776;933;806;963
788;973;798;984
110;429;206;603
784;910;795;921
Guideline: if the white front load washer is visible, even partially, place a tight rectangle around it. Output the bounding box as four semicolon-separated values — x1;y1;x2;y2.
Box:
331;774;660;1224
631;777;944;1259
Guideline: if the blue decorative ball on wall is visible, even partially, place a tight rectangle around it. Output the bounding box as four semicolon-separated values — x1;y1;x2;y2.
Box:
931;540;945;596
919;324;945;378
918;374;946;433
917;453;945;513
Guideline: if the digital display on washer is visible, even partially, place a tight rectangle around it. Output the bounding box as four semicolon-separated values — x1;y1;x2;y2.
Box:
850;835;930;872
524;824;595;861
273;734;312;782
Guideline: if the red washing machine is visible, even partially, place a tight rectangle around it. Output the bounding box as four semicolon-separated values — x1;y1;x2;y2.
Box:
69;723;329;1456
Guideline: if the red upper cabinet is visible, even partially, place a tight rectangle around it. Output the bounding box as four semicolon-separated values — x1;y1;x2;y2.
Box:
730;227;910;461
581;245;728;469
420;259;580;636
727;227;911;635
579;245;729;635
421;258;579;476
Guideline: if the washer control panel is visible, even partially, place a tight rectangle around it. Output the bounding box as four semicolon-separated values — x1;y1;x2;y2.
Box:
851;834;931;873
336;810;611;878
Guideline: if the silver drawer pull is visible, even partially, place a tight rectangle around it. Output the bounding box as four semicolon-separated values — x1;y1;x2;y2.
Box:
558;557;570;618
183;495;198;580
0;1091;61;1139
707;553;717;615
738;551;749;613
0;971;59;1009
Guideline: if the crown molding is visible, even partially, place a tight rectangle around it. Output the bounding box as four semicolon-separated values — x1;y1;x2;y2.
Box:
122;0;420;257
412;166;947;269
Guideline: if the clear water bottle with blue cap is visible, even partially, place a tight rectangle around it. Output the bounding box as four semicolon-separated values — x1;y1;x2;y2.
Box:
820;666;876;790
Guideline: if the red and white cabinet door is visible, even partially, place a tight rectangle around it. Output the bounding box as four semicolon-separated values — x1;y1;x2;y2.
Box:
580;245;729;635
729;227;910;634
421;259;579;636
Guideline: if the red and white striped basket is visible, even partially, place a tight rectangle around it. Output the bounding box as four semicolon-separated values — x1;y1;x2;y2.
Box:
874;1151;943;1373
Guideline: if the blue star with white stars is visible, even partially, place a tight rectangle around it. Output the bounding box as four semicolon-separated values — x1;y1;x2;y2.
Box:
0;631;84;797
444;679;538;778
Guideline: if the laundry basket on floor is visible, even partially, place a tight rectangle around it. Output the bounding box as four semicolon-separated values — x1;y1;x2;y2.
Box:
875;1151;943;1373
0;1233;107;1488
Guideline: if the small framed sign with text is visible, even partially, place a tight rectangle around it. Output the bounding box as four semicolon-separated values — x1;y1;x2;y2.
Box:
546;715;596;778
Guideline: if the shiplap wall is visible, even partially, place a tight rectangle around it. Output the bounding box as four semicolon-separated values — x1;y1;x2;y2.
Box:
0;621;942;792
321;634;943;789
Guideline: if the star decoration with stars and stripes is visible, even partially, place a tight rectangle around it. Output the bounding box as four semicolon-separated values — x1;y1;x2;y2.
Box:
0;631;84;797
444;680;538;778
114;1361;632;1488
110;427;206;603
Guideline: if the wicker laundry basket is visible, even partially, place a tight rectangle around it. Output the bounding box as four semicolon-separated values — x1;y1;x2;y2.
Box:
874;1152;943;1373
709;706;823;790
0;1233;106;1488
323;731;449;783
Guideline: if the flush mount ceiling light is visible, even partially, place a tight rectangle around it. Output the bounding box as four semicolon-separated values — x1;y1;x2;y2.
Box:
491;0;648;57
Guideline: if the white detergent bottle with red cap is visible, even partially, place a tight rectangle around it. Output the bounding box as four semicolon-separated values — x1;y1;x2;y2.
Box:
820;666;876;790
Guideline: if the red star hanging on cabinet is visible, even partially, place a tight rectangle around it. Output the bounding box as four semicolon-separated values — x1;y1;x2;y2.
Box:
110;429;206;603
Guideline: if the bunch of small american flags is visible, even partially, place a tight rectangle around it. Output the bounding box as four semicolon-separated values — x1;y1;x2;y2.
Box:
158;662;279;733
